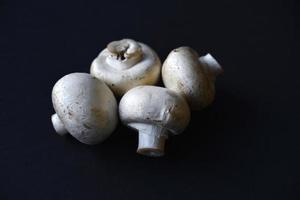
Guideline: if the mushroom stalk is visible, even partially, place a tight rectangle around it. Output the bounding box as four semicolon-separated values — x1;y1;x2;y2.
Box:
199;53;223;81
51;113;68;136
134;123;168;157
106;39;143;70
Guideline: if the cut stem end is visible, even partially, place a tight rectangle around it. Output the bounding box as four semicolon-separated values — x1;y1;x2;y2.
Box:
51;113;68;136
199;53;223;78
137;133;166;157
106;39;143;70
131;124;168;157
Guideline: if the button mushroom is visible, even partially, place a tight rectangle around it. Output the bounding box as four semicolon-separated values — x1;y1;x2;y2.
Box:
119;86;190;157
90;39;161;96
51;73;118;145
162;47;223;110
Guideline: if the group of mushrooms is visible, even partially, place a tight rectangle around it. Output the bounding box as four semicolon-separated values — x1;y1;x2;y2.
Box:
51;38;223;157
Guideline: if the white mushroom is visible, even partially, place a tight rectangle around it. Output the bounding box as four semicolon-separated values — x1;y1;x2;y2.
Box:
51;73;118;145
90;39;161;96
119;86;190;157
162;47;223;110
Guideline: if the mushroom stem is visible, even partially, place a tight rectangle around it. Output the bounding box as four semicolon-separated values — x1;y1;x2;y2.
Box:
106;39;143;70
135;124;167;157
199;53;223;81
51;113;68;136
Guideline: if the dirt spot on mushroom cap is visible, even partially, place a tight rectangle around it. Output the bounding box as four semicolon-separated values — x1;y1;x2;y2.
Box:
90;108;109;127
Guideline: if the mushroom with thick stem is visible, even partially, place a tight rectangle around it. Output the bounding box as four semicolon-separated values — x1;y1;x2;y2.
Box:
162;47;223;110
90;38;161;97
51;73;118;145
119;86;191;157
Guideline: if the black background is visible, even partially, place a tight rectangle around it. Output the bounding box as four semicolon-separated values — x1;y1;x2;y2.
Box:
0;0;299;199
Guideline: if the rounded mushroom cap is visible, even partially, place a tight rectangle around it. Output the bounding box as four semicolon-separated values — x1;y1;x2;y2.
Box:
52;73;118;145
90;39;161;96
119;86;190;135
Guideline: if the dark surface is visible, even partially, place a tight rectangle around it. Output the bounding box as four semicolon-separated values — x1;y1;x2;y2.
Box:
0;0;298;199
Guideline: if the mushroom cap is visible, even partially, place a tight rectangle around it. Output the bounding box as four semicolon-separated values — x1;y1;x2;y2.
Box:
90;39;161;96
52;73;118;145
119;86;190;135
162;47;215;110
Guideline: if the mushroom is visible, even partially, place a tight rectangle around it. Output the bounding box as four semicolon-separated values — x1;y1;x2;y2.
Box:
162;47;223;110
51;73;118;145
90;39;161;96
119;86;190;157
